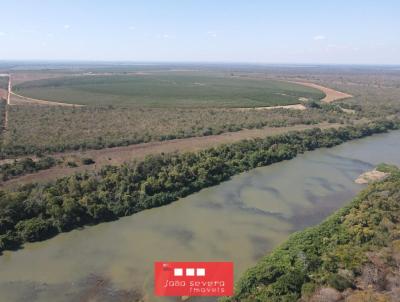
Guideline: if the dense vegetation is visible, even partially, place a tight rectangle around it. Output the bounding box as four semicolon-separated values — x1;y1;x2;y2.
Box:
0;99;5;132
13;73;325;107
273;67;400;119
0;157;57;181
5;67;400;160
0;76;8;90
225;166;400;302
0;120;398;253
81;157;95;165
0;105;349;157
5;67;400;159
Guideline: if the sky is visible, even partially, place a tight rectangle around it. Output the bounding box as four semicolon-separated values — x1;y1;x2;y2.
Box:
0;0;399;64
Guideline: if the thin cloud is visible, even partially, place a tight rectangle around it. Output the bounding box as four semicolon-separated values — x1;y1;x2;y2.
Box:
63;24;71;30
156;33;174;39
207;31;217;38
21;29;37;34
128;26;136;31
325;44;359;52
0;32;5;36
313;35;326;41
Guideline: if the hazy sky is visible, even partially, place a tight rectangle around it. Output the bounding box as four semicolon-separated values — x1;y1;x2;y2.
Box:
0;0;399;64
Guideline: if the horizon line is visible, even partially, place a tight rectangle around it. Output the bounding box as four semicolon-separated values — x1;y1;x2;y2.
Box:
1;59;400;67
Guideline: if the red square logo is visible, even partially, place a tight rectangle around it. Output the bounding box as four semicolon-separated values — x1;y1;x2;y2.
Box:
154;262;234;296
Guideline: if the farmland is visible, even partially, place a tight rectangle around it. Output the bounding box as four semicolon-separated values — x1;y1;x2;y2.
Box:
1;1;400;301
13;72;325;107
0;64;400;302
1;66;400;161
0;67;362;158
2;65;400;159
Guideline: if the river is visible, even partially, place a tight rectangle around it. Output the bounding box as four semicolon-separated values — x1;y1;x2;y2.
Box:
0;131;399;302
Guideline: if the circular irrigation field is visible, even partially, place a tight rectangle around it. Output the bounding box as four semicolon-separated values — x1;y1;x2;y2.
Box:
13;72;325;107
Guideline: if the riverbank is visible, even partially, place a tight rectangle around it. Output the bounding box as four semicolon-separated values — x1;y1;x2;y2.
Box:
0;120;399;254
226;166;400;302
0;123;342;188
1;128;400;302
355;169;388;184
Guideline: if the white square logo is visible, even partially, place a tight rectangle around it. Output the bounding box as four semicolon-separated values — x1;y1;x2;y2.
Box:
196;268;205;276
186;268;195;276
174;268;183;276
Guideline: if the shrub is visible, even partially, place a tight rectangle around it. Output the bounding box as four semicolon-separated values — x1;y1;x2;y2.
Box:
0;156;57;181
225;163;400;301
15;218;57;242
81;158;95;165
301;282;317;298
67;161;78;167
0;121;398;254
327;274;353;291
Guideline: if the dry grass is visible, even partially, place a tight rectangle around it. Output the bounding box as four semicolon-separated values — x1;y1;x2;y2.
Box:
1;105;347;157
0;122;341;188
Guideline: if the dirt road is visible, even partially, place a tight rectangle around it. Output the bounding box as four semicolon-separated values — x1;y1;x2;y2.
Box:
290;81;353;103
235;80;352;111
10;91;83;107
0;77;353;187
1;122;341;188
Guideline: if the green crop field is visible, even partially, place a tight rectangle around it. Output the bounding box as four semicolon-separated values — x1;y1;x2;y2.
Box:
13;72;325;107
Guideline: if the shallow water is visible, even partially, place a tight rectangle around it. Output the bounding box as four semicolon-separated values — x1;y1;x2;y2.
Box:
0;131;399;302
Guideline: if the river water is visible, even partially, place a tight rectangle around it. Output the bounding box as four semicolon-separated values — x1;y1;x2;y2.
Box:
0;131;399;302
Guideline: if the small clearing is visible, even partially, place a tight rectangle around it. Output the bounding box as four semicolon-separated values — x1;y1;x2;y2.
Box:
0;123;341;188
355;169;389;184
290;81;353;103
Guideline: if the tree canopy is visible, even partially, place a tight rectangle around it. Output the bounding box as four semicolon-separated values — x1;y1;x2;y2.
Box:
0;120;398;253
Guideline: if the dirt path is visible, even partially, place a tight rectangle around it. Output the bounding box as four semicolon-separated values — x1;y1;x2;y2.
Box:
7;72;82;106
0;122;341;188
0;77;353;187
235;104;307;111
289;81;353;103
10;91;83;107
3;75;80;130
235;80;352;111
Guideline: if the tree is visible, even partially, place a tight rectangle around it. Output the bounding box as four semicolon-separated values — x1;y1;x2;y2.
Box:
15;218;56;242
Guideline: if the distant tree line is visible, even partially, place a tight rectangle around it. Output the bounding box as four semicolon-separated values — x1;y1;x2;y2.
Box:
1;105;349;158
0;98;6;132
0;157;57;181
0;120;398;252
